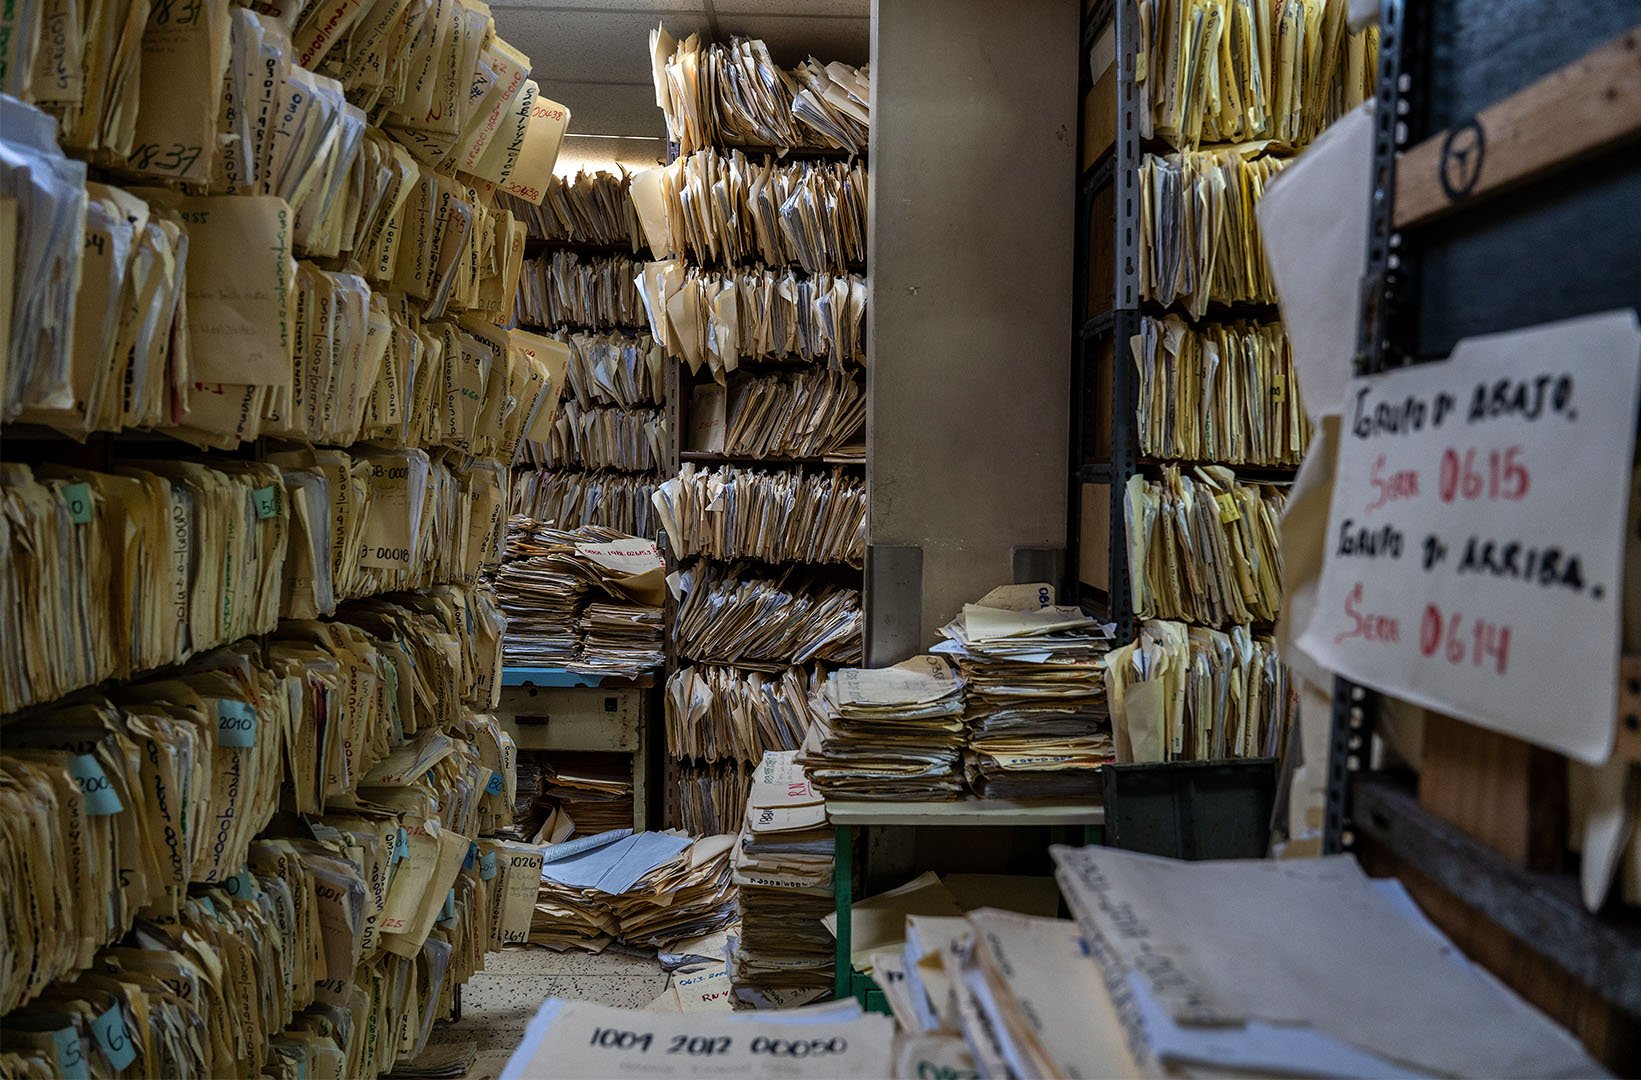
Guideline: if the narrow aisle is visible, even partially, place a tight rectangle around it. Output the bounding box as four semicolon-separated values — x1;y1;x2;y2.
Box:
424;950;668;1079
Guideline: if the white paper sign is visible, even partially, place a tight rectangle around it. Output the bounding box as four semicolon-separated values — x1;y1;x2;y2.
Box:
1297;310;1641;764
500;999;894;1080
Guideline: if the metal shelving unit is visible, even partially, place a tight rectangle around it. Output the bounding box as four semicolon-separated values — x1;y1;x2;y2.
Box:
1324;0;1641;1064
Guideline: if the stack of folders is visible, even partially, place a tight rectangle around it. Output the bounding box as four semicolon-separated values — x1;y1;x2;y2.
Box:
629;149;866;274
497;172;647;250
1139;149;1290;318
509;471;658;537
1045;845;1602;1078
1104;619;1297;762
0;455;508;714
520;402;667;472
539;757;636;837
1137;0;1379;150
730;751;836;1009
675;761;753;837
515;250;649;330
665;665;825;764
4;97;563;444
559;331;667;410
650;29;870;154
1124;467;1287;625
799;656;968;800
492;522;665;676
0;632;530;1076
937;589;1115;800
0;0;568;192
653;465;867;567
636;260;867;375
531;831;737;953
1132;316;1311;464
672;564;864;667
686;369;866;458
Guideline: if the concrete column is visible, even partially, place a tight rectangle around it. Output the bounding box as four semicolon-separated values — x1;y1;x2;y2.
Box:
866;0;1078;660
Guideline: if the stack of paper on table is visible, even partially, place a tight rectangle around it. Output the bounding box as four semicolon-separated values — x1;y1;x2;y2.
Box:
531;831;736;954
500;997;893;1080
937;586;1115;800
492;521;665;676
730;751;837;1009
1050;845;1604;1078
798;655;968;800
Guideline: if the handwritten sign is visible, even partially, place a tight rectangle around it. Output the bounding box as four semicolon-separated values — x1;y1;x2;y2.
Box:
1298;310;1641;764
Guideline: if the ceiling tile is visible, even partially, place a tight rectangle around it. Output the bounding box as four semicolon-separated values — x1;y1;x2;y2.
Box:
711;13;869;66
499;9;710;84
710;0;867;16
544;79;669;138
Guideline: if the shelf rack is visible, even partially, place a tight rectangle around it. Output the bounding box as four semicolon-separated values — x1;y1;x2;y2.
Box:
1324;1;1641;1065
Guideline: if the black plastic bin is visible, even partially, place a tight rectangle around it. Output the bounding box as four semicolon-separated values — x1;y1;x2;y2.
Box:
1099;759;1279;860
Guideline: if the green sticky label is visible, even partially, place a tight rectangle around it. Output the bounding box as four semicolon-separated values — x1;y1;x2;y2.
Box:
90;1005;135;1071
69;755;124;815
251;485;280;519
215;700;257;748
62;482;93;524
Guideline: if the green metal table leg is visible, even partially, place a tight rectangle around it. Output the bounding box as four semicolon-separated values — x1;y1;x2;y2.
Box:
1085;823;1104;846
833;823;853;1000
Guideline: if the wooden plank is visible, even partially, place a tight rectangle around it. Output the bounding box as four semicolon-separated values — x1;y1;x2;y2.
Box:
1617;655;1641;763
825;797;1104;827
1419;714;1566;870
1081;64;1117;172
1395;25;1641;229
1080;481;1111;590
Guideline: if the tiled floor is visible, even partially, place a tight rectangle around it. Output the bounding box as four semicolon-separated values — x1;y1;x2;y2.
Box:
422;948;669;1080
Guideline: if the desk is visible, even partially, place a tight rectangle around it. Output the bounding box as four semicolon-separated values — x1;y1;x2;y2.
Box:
495;666;658;831
826;798;1105;1000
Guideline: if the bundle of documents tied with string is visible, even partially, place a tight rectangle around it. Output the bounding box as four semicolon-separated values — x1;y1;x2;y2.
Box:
798;655;968;800
529;830;737;955
1044;845;1603;1078
649;27;870;155
729;751;837;1009
936;585;1116;800
675;760;754;837
490;521;666;676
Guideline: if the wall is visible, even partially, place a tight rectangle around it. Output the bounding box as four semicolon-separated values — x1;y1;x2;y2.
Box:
866;0;1078;659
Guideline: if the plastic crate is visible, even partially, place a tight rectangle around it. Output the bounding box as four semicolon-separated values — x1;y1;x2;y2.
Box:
1099;759;1278;859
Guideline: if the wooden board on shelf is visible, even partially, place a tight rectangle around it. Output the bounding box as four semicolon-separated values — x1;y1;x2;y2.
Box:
1079;481;1111;592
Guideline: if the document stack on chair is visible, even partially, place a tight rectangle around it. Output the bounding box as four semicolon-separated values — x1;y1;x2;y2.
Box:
799;656;968;800
730;752;836;1009
937;586;1115;800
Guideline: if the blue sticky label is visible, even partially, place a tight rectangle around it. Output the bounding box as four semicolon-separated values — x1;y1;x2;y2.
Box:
224;867;255;898
69;755;123;816
198;896;217;917
91;1005;136;1071
463;842;478;871
480;851;498;881
395;827;410;863
216;700;257;748
251;485;280;519
485;771;505;795
438;889;456;923
62;482;93;524
51;1028;88;1080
